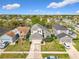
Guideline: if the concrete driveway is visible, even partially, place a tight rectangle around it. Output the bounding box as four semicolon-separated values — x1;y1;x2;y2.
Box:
66;44;79;59
26;40;43;59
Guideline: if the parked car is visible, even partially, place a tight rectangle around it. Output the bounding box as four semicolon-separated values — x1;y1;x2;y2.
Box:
64;43;70;49
0;42;9;49
44;56;58;59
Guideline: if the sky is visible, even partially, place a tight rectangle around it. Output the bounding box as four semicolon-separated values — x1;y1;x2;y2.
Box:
0;0;79;15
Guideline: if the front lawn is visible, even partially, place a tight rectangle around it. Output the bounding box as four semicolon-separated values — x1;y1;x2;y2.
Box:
73;40;79;51
41;40;65;51
5;40;30;51
0;54;27;58
42;54;69;59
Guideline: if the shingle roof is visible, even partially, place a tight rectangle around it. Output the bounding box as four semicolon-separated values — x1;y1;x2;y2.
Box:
57;33;68;39
31;24;42;31
17;26;29;34
6;31;15;37
29;33;43;40
53;24;68;30
31;24;49;32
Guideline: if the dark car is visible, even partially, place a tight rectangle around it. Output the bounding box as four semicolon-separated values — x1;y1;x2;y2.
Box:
0;42;9;49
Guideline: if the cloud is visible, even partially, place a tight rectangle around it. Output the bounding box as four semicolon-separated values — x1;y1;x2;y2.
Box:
55;11;61;14
76;10;79;13
47;0;79;8
27;9;52;15
2;3;21;10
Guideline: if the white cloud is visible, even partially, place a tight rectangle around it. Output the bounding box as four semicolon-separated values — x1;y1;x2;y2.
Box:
27;9;52;15
55;11;61;14
76;10;79;13
2;3;21;10
47;0;79;8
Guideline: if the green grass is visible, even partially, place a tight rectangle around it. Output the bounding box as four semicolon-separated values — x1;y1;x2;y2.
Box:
42;54;69;59
0;54;27;58
5;40;30;51
73;40;79;51
41;40;65;51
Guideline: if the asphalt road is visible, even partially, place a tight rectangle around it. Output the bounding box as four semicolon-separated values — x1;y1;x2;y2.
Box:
66;44;79;59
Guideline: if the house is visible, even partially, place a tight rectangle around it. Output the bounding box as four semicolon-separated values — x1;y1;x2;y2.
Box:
47;18;53;23
17;25;30;39
0;27;8;36
54;18;62;22
0;25;29;45
29;33;43;42
0;31;19;45
57;33;72;44
53;24;69;35
76;23;79;27
75;23;79;30
31;24;51;38
26;18;31;21
68;30;77;39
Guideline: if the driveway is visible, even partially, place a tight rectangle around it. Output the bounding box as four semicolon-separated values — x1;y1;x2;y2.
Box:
66;44;79;59
26;40;43;59
0;49;5;55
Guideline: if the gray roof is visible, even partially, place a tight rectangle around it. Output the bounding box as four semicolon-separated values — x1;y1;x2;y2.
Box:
31;24;43;31
69;31;76;35
53;24;68;30
29;33;43;40
57;33;68;39
31;23;50;32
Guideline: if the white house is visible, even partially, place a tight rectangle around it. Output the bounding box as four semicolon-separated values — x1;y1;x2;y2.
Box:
31;24;51;39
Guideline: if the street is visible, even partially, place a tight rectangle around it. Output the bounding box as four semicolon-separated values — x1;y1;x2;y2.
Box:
66;44;79;59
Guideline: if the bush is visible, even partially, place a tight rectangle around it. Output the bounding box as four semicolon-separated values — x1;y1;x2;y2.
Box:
44;34;57;42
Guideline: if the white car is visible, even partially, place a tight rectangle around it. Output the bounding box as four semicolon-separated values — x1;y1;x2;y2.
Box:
64;43;70;49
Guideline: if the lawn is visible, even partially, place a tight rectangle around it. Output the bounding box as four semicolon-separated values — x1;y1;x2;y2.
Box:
42;54;69;59
5;40;30;51
0;54;27;58
73;40;79;51
41;40;65;51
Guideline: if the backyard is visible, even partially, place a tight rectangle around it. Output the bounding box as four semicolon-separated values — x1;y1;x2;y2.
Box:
41;40;65;51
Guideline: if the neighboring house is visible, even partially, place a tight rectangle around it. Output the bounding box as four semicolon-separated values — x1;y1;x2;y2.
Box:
26;18;31;21
53;24;69;35
47;18;52;23
0;31;19;45
54;18;62;22
68;31;77;39
75;23;79;30
76;23;79;28
0;25;29;45
31;24;51;39
0;27;8;36
57;33;72;44
17;25;30;39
